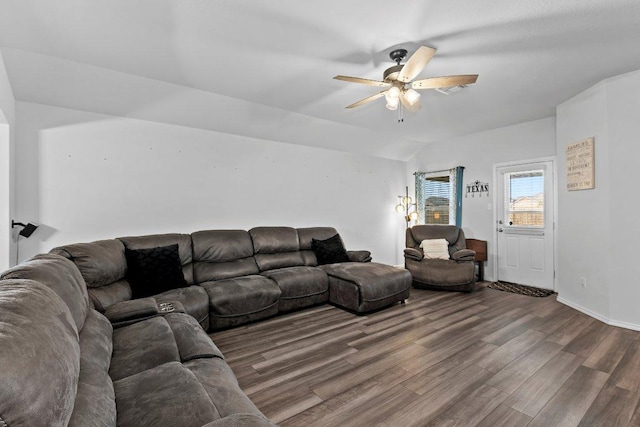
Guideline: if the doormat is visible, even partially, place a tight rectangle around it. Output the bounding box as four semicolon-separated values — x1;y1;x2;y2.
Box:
487;281;555;297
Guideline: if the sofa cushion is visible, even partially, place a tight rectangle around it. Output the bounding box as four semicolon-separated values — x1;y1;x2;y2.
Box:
261;266;329;311
0;280;80;427
312;234;350;265
202;276;281;329
125;244;188;298
187;358;272;419
192;230;259;282
109;316;180;381
250;227;305;271
0;253;90;331
155;285;210;329
119;233;195;284
407;224;462;247
114;361;220;427
164;312;223;360
68;309;116;427
51;239;127;288
88;279;132;312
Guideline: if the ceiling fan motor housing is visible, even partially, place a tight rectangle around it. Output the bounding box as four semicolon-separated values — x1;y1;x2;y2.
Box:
383;65;404;82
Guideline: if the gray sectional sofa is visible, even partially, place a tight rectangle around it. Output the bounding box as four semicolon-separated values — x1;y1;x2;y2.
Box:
0;226;410;426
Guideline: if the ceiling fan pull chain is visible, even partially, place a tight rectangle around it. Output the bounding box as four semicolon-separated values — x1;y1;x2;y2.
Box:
398;103;404;123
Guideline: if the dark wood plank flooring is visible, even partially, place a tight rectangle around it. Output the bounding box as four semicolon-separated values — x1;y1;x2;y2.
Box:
210;284;640;426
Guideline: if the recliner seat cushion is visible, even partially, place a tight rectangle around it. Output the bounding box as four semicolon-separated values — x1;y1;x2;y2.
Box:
406;258;475;287
261;266;329;312
202;276;281;329
113;361;220;427
109;316;180;381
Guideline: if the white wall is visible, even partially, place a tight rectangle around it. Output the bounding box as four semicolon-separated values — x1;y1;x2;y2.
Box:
408;117;557;280
555;82;611;320
14;102;408;265
0;52;16;271
556;69;640;329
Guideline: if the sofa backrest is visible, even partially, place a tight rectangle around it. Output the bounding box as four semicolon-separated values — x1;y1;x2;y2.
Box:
118;233;195;285
51;238;130;311
297;227;342;266
406;225;467;254
0;279;81;426
0;253;91;332
249;227;305;272
192;229;259;282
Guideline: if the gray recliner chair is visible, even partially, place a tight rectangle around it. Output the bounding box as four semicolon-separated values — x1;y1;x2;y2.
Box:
404;225;476;292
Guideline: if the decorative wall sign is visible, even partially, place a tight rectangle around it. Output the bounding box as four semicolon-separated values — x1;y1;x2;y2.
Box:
466;180;489;197
566;137;595;191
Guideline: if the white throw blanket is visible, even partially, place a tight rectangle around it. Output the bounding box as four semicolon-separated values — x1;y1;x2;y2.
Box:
419;239;450;260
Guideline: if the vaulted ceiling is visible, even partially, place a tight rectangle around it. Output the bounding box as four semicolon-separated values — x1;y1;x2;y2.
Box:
1;0;639;160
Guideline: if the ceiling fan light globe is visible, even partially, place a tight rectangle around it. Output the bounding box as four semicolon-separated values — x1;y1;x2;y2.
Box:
386;97;399;110
404;88;420;105
388;86;400;99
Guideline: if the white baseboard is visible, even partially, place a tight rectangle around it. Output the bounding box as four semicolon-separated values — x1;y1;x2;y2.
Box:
557;296;640;332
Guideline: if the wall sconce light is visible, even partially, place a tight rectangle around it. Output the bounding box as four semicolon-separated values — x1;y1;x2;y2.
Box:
395;186;418;228
11;220;39;238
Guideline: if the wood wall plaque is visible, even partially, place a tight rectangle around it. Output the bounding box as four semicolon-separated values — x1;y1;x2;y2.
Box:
566;137;595;191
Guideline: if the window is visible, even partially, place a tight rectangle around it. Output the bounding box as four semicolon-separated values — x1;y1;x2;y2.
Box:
504;170;544;228
415;167;464;226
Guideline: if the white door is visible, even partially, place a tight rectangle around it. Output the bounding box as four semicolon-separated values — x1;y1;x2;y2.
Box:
496;160;555;290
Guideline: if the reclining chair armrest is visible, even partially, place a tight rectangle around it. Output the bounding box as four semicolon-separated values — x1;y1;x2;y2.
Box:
404;248;424;261
452;249;476;262
104;297;159;327
347;250;372;263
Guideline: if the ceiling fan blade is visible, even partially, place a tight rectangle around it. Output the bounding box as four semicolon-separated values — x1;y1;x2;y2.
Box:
397;46;437;83
334;75;391;88
345;91;387;109
411;74;478;90
399;92;421;112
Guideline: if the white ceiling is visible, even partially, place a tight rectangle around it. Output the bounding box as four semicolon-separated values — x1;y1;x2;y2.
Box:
1;0;640;160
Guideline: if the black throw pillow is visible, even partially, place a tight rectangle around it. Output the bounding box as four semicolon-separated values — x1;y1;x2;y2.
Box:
125;243;188;299
311;234;350;265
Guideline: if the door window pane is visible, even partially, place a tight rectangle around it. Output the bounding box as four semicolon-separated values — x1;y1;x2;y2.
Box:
505;170;544;227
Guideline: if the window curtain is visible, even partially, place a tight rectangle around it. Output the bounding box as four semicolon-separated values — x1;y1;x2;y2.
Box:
414;166;465;227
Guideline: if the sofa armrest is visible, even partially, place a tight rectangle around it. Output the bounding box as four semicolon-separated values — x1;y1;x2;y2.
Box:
347;250;372;263
404;248;424;261
452;249;476;262
104;297;159;327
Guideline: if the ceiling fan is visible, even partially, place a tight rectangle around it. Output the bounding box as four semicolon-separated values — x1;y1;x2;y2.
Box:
334;46;478;113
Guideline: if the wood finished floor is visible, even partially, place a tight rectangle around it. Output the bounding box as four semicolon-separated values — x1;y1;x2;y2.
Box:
210;284;640;426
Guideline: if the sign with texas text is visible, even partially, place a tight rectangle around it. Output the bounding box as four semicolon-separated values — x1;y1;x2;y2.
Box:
566;137;595;191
